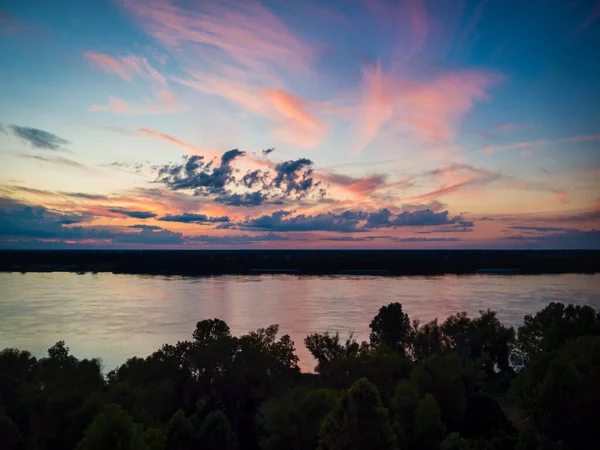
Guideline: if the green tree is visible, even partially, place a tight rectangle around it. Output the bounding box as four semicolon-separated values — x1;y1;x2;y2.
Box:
412;319;444;361
389;380;420;449
414;394;444;450
76;403;159;450
511;335;600;450
369;303;412;356
260;387;337;450
165;409;197;450
198;410;237;450
410;353;466;429
512;302;600;367
318;378;396;450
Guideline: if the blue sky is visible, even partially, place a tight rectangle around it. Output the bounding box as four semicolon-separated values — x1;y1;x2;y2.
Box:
0;0;599;249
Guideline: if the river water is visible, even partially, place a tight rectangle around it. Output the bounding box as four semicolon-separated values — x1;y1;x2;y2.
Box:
1;273;598;372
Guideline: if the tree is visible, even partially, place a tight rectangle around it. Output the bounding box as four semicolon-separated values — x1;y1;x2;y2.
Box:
369;303;412;356
511;335;600;450
193;319;232;343
512;302;600;367
410;353;466;429
318;378;396;450
260;387;337;450
198;410;237;450
76;403;159;450
414;394;444;450
389;380;420;449
165;409;197;450
304;332;363;372
0;407;20;450
412;319;444;361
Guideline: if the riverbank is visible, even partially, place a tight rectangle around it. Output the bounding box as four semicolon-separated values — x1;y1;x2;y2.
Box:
0;249;598;275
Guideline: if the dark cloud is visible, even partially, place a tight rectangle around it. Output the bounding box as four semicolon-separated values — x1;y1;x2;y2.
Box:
508;226;575;233
108;208;157;219
232;208;473;233
112;228;183;245
0;200;181;246
0;202;110;240
102;161;148;173
262;148;275;156
158;213;230;224
239;209;367;233
500;229;600;249
390;237;463;242
10;125;70;150
128;224;162;230
365;209;464;228
186;233;288;245
156;152;325;206
18;154;87;169
59;192;109;200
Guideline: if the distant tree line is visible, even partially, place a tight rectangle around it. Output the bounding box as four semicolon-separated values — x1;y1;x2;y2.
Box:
1;302;599;450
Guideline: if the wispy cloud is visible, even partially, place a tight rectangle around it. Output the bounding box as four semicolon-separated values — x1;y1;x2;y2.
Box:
482;133;600;155
10;126;70;151
18;154;87;170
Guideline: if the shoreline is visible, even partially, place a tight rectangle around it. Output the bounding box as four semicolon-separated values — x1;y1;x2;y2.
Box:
1;249;598;276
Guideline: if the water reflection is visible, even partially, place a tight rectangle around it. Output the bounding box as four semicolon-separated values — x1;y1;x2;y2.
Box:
0;273;598;372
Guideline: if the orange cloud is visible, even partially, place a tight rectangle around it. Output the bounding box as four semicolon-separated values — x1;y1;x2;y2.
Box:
482;133;600;155
85;52;166;85
264;89;327;148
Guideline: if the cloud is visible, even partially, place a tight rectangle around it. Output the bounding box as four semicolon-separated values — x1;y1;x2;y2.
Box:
58;192;109;200
18;154;87;170
84;51;166;84
156;152;324;206
112;227;183;245
108;208;157;219
158;213;230;224
262;148;275;156
10;126;70;150
128;224;162;230
235;208;469;233
353;62;498;154
186;233;289;245
0;200;183;246
88;95;186;115
501;229;600;249
508;226;575;233
482;133;600;155
239;209;367;233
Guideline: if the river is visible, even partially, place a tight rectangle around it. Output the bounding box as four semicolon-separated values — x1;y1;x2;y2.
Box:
1;273;598;371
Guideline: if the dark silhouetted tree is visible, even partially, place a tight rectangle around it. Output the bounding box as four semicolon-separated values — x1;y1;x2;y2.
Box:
410;353;466;429
198;410;237;450
511;335;600;450
369;303;412;356
193;319;231;343
75;403;159;450
165;409;197;450
512;302;600;367
414;394;444;450
260;386;337;450
318;378;396;450
389;380;420;449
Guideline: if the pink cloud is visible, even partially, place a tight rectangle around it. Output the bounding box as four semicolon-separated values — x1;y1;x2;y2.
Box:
122;0;313;78
87;95;187;115
264;89;328;148
84;52;166;84
353;62;498;154
483;133;600;155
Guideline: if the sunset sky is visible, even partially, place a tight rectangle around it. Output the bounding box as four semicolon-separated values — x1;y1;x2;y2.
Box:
1;0;599;249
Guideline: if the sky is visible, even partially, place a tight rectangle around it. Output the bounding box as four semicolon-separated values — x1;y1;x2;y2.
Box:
0;0;599;249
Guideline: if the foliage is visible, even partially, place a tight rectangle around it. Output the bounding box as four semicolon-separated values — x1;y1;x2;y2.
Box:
198;410;237;450
414;393;444;450
511;335;600;450
1;301;598;450
369;302;412;356
511;302;600;367
260;386;337;450
318;378;396;450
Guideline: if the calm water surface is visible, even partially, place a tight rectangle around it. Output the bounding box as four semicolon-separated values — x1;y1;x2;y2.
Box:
1;273;599;371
